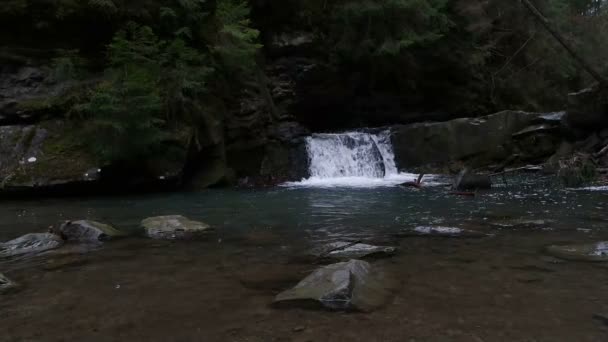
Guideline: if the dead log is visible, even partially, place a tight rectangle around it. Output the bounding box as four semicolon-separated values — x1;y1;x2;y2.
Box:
398;174;425;189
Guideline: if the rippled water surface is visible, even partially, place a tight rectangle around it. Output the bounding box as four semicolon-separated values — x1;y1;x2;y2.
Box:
3;174;608;341
2;174;607;241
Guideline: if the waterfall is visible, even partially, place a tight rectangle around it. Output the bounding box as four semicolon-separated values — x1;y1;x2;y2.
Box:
306;131;397;178
286;130;423;187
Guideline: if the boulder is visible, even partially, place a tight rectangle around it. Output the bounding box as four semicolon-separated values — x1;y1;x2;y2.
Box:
310;241;397;260
58;220;126;242
0;273;19;294
545;241;608;262
0;123;99;195
274;259;393;311
0;233;63;257
0;65;76;125
391;110;540;170
396;226;488;238
453;169;492;190
0;122;190;196
141;215;212;240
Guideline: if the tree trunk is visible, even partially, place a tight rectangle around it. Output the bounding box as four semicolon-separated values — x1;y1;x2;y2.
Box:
520;0;607;86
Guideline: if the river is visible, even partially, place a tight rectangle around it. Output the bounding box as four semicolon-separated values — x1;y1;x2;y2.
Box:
2;132;608;341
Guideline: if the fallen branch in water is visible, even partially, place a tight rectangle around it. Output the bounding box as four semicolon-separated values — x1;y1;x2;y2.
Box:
594;144;608;158
399;174;425;189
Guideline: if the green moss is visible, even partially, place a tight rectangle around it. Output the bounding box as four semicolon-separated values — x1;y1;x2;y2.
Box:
8;123;97;185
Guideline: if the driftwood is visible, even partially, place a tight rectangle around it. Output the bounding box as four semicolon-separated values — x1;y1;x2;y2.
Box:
594;144;608;158
398;174;425;189
520;0;607;86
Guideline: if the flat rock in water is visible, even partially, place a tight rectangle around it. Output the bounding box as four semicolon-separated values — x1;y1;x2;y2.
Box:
274;259;393;311
311;242;397;260
141;215;212;240
546;241;608;262
0;273;19;294
397;226;487;238
58;220;127;242
489;219;551;230
0;233;63;257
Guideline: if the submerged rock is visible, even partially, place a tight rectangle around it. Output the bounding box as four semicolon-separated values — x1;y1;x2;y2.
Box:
311;241;397;260
141;215;212;240
396;226;488;238
546;241;608;262
58;220;126;242
274;259;392;311
0;233;63;257
0;273;19;294
489;219;551;230
453;169;492;191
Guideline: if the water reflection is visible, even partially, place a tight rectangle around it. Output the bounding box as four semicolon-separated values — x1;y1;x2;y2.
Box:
1;174;608;243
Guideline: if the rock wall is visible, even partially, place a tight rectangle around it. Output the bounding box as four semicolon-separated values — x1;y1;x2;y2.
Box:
390;110;565;172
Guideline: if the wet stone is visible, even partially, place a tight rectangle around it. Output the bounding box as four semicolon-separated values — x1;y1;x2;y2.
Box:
0;233;64;257
396;226;488;238
58;220;127;242
141;215;213;240
274;259;394;312
489;219;551;230
545;241;608;262
310;241;397;260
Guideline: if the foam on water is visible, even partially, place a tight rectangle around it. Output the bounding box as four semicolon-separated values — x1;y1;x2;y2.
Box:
285;130;438;188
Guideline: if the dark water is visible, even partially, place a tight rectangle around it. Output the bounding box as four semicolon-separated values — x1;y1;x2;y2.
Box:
3;174;608;341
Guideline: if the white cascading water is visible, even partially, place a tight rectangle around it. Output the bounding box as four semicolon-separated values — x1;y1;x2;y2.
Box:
286;130;425;187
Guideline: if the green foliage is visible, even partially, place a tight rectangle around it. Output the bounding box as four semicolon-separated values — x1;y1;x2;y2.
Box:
331;0;452;59
76;24;165;163
215;0;262;73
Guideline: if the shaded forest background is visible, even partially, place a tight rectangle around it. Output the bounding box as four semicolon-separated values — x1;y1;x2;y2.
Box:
1;0;607;164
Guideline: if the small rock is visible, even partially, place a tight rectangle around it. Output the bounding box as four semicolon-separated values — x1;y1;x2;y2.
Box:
0;233;63;257
546;241;608;262
310;241;397;260
396;226;488;238
0;273;19;294
274;259;393;311
58;220;127;242
293;326;306;332
141;215;212;240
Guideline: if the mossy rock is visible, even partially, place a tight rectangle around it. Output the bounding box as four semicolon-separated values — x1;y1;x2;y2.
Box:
58;220;127;242
141;215;213;240
0;121;98;190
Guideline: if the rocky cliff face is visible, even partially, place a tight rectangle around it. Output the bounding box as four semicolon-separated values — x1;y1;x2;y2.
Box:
1;17;606;196
0;51;311;195
390;110;566;172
